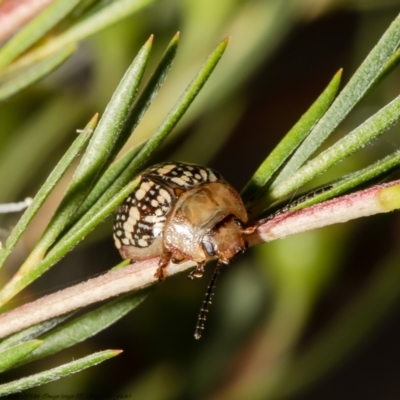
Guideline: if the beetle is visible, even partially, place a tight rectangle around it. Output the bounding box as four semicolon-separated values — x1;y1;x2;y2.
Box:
113;161;255;338
113;162;255;279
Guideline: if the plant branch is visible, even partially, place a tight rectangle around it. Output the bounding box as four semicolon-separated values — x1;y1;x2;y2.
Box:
0;180;399;339
251;179;400;245
0;0;53;43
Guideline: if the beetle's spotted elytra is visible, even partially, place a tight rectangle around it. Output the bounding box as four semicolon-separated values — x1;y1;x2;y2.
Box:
113;161;254;279
113;161;255;338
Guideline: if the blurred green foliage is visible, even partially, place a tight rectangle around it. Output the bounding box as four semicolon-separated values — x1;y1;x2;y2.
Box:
2;0;400;399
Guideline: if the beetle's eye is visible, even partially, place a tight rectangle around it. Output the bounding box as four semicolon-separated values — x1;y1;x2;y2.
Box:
233;217;243;227
202;239;216;256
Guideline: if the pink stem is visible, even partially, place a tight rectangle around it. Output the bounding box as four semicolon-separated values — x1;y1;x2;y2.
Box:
0;180;399;339
0;0;54;43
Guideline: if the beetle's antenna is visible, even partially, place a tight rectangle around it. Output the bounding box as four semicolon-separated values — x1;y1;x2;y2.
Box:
194;264;221;340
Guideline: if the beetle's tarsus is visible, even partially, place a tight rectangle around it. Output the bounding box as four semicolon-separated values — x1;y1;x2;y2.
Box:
188;262;205;279
155;253;171;281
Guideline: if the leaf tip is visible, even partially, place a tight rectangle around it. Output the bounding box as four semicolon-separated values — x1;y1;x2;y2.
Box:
336;68;343;78
168;32;180;48
90;113;99;126
77;113;99;134
110;349;123;356
222;36;231;45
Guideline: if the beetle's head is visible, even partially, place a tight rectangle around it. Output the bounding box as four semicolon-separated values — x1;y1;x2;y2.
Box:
202;215;248;264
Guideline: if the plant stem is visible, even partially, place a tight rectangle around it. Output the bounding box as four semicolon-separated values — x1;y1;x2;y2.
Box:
0;180;399;339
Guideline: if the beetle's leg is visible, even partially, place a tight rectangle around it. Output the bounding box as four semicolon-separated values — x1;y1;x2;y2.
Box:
188;261;205;279
155;251;172;281
171;254;185;264
243;225;257;235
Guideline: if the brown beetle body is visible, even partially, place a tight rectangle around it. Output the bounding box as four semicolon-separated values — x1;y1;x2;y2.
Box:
113;162;249;280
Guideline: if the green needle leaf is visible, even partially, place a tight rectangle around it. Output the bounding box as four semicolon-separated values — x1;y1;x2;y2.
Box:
269;91;400;201
0;45;75;100
15;290;148;367
47;35;229;267
75;142;145;221
110;32;180;161
17;36;152;266
0;340;42;373
0;314;73;352
71;32;180;223
271;13;400;185
284;150;400;213
57;36;152;207
0;114;96;271
0;350;121;396
369;46;400;92
0;0;80;71
0;35;227;306
35;36;229;280
242;69;342;204
0;178;139;307
5;0;155;73
117;36;230;179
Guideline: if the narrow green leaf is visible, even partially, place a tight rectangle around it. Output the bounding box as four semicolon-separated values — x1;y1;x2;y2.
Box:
21;37;152;261
0;350;121;396
72;32;180;223
0;114;96;271
0;314;73;352
118;36;230;177
283;150;400;213
0;36;228;305
0;340;42;373
5;0;155;73
104;36;228;193
111;259;132;271
0;0;80;71
269;91;400;201
17;178;140;285
39;36;230;270
371;46;400;91
75;142;145;221
271;14;400;186
110;32;180;162
0;45;75;100
16;290;148;366
0;94;89;202
241;69;342;203
66;36;152;188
